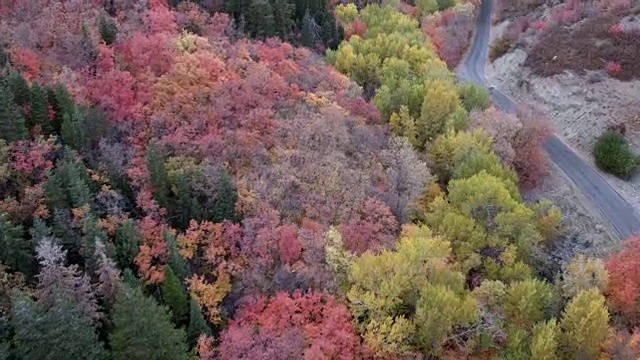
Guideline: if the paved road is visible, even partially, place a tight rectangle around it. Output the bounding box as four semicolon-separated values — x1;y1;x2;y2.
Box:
456;0;640;239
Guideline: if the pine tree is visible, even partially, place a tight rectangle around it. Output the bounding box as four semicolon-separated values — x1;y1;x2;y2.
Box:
0;212;34;277
162;265;189;326
44;148;93;210
109;283;190;360
61;109;85;150
98;13;118;45
212;169;238;222
321;11;340;50
30;81;52;134
301;10;315;47
164;231;189;281
5;71;30;107
114;219;142;271
48;83;75;133
246;0;275;38
187;298;211;346
11;291;107;360
271;0;295;38
0;84;28;142
146;142;169;208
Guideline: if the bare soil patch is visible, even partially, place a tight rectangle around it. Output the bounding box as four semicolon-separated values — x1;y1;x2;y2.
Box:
524;14;640;80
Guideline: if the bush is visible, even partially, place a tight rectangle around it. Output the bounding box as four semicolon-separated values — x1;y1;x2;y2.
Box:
458;82;490;112
593;130;638;179
489;36;513;61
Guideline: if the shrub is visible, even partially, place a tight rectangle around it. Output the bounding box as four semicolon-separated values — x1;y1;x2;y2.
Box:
593;130;638;179
458;82;490;112
605;61;622;75
489;36;513;61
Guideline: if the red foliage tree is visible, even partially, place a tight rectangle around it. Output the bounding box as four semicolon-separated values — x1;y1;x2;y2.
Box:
606;235;640;322
338;197;398;255
278;225;302;265
134;216;170;284
513;105;552;189
10;46;40;80
218;290;362;360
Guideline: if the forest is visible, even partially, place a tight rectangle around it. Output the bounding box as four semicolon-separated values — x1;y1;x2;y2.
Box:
0;0;639;359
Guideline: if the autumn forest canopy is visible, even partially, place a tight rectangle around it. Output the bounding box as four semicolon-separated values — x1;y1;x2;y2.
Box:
0;0;639;359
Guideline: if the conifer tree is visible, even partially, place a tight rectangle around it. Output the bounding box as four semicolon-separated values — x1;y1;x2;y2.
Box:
212;169;238;222
246;0;275;38
0;84;27;142
5;71;30;107
61;109;85;150
110;283;190;360
162;265;189;326
146;142;169;208
98;13;118;45
301;10;315;47
11;291;107;360
114;219;142;271
271;0;295;38
187;298;211;347
0;212;34;277
48;83;75;133
30;81;52;134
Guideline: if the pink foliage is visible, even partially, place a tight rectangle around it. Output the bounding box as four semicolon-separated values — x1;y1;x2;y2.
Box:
218;290;362;360
609;23;624;35
339;197;398;255
345;18;367;40
278;225;302;265
85;68;139;122
606;61;623;75
422;7;475;68
530;20;548;30
11;138;55;182
513;106;552;189
10;46;40;81
143;5;178;34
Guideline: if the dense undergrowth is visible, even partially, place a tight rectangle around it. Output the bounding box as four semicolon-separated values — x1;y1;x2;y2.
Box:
1;0;640;359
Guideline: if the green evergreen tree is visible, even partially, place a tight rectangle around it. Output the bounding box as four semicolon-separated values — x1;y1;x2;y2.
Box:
98;13;118;45
187;298;211;347
48;83;75;133
5;71;30;107
162;265;189;326
30;81;52;134
164;231;189;280
61;109;85;150
81;213;108;272
301;10;315;47
109;283;190;360
246;0;275;38
320;11;340;50
171;172;203;229
0;84;27;142
114;219;142;271
44;148;93;210
212;169;238;222
146;142;169;207
271;0;295;38
0;212;34;277
11;291;107;360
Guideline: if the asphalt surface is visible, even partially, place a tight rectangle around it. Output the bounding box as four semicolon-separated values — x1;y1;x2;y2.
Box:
456;0;640;239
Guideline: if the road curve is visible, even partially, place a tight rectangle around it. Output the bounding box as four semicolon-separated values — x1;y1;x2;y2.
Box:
456;0;640;239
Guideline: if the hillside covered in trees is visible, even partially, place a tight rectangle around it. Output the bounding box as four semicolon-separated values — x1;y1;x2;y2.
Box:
1;0;639;359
